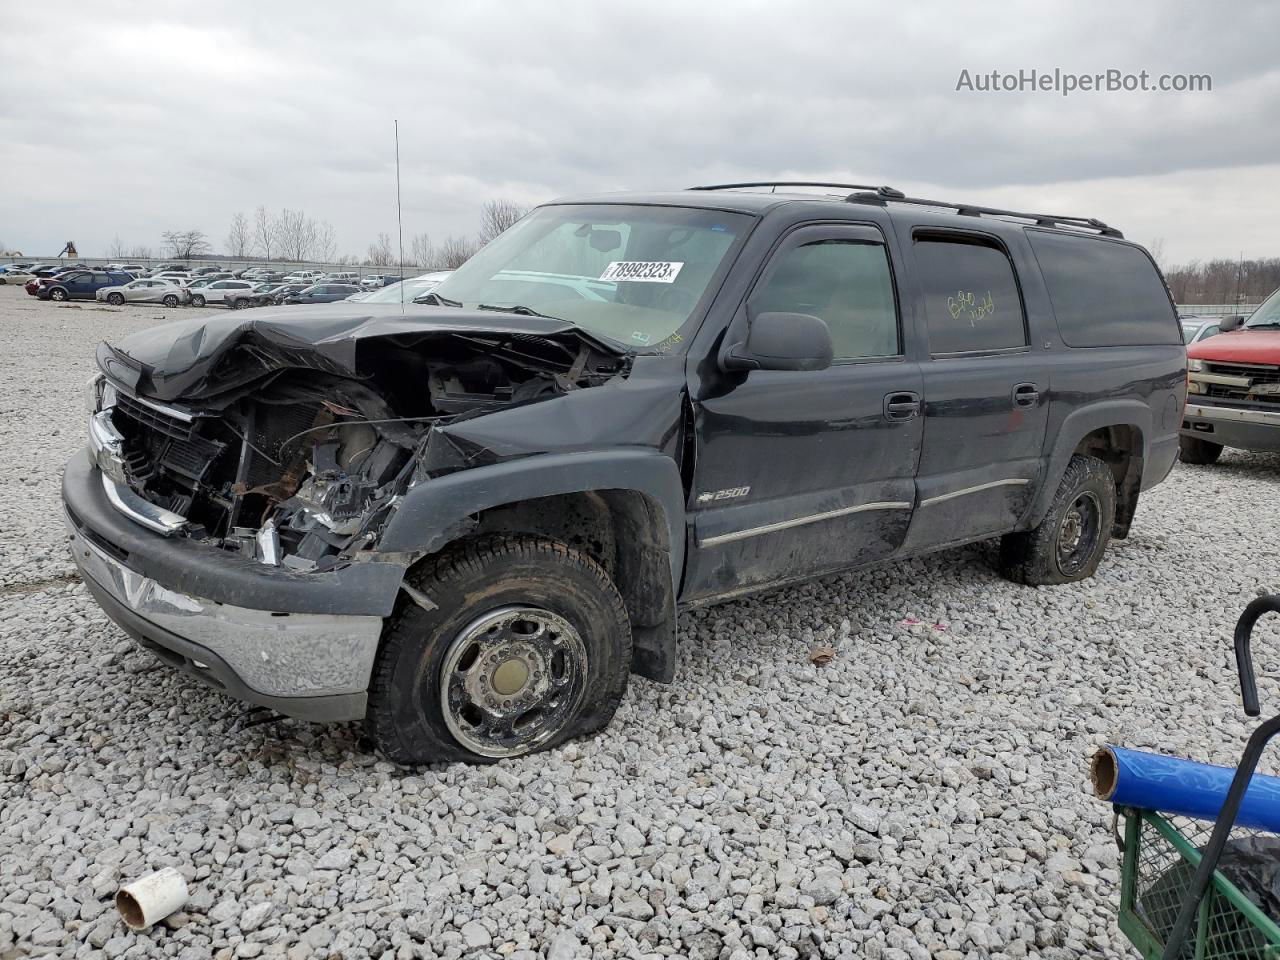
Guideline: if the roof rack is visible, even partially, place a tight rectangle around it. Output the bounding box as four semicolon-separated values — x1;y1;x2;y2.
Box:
688;181;899;194
845;186;1122;238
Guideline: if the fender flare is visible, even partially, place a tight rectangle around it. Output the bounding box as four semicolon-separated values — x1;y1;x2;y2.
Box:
376;449;687;589
1027;399;1151;527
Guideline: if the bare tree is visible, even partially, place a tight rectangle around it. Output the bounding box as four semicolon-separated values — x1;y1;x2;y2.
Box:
107;235;128;259
128;244;153;260
437;235;481;269
253;205;278;260
477;199;531;245
161;230;211;260
274;209;320;262
313;221;338;264
366;232;395;266
409;233;435;267
225;213;251;258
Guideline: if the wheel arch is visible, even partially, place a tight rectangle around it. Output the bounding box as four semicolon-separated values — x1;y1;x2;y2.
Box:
1030;401;1151;538
377;450;687;682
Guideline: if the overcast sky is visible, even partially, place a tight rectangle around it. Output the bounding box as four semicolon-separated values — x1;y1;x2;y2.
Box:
1;0;1276;265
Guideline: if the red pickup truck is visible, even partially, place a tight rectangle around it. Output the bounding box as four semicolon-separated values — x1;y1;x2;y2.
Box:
1182;287;1280;463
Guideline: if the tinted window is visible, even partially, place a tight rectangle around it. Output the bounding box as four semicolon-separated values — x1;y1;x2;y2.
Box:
752;239;899;359
1027;230;1178;346
915;236;1026;354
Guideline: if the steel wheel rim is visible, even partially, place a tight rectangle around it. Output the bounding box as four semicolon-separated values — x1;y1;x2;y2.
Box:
1057;490;1101;575
438;606;588;758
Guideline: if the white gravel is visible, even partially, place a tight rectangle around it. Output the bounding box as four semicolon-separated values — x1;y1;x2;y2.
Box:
2;282;1279;959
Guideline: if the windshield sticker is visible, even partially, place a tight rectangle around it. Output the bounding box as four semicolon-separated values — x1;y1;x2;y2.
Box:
630;331;652;344
600;261;684;283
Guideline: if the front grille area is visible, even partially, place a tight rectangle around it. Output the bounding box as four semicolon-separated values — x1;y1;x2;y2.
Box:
115;393;194;442
1203;361;1280;407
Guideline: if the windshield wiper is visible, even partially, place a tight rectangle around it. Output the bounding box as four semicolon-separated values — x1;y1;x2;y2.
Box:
477;303;564;321
1245;322;1280;329
413;291;462;306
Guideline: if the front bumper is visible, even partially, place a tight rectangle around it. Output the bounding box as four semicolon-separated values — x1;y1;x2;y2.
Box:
1182;402;1280;453
62;448;407;721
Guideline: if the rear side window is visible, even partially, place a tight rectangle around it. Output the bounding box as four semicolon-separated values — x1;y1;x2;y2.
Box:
1027;231;1179;346
752;239;899;359
914;235;1027;354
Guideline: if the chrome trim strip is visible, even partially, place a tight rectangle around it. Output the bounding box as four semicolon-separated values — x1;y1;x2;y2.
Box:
101;474;188;535
1185;403;1280;426
919;477;1030;507
1189;372;1252;388
121;391;195;423
699;500;912;547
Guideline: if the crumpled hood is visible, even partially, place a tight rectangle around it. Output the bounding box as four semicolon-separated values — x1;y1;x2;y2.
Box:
97;302;626;402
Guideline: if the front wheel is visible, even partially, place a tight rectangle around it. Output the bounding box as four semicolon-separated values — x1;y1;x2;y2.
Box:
106;292;125;306
1179;435;1223;465
49;287;68;302
190;294;205;307
367;536;632;764
999;454;1116;586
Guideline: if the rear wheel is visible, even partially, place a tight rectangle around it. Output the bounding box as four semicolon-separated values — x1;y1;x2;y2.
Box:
999;454;1117;585
367;535;632;764
190;294;205;307
49;287;68;302
230;297;249;309
1178;435;1223;465
106;292;125;306
162;294;179;308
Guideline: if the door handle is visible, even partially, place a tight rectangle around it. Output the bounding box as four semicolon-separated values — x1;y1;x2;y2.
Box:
883;391;921;421
1012;383;1039;407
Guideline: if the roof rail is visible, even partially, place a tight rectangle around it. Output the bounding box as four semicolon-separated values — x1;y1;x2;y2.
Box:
845;188;1123;238
688;181;899;194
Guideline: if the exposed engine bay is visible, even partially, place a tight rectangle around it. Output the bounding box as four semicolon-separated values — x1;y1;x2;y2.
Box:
101;330;627;571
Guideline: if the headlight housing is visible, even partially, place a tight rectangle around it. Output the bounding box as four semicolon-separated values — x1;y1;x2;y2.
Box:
1187;358;1204;372
84;373;117;414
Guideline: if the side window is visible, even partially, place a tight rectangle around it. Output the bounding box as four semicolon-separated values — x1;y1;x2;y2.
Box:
1026;230;1179;347
752;239;899;360
914;235;1027;354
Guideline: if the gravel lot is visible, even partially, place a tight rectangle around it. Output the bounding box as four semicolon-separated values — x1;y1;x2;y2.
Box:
2;282;1279;960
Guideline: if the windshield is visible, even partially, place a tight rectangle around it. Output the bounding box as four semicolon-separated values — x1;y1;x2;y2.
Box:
431;204;752;349
1245;287;1280;328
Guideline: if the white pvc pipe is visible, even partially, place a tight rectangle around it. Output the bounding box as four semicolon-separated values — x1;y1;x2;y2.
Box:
116;868;189;930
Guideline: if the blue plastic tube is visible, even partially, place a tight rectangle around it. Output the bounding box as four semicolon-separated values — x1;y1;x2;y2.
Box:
1092;745;1280;832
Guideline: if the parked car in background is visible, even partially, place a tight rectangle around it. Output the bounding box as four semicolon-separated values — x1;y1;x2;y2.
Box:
270;283;310;303
281;283;361;305
1181;317;1222;345
188;279;255;307
37;269;135;302
1182;287;1280;463
224;282;285;310
153;271;190;284
354;271;453;304
96;278;189;307
190;265;225;276
0;267;36;285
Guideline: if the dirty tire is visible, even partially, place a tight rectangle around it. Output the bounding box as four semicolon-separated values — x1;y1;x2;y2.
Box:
191;294;205;307
999;454;1116;586
106;292;124;306
1179;434;1223;465
49;287;68;302
367;535;632;765
162;294;179;308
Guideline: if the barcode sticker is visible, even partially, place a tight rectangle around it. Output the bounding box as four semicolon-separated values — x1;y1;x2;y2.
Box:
599;261;684;283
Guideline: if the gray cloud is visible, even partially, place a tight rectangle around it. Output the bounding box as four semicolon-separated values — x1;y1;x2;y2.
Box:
1;0;1276;264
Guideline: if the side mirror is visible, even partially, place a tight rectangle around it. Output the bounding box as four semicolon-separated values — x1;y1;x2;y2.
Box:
723;311;834;372
1219;314;1246;332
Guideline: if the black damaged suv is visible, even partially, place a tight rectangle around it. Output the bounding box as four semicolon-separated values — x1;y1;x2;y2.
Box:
64;182;1185;763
